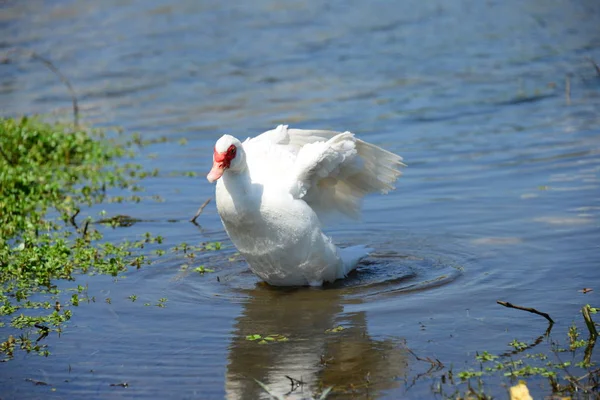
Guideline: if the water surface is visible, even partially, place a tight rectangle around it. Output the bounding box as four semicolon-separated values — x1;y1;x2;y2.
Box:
1;0;599;398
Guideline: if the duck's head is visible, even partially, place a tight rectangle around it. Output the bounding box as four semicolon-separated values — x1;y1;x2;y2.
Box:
207;135;245;183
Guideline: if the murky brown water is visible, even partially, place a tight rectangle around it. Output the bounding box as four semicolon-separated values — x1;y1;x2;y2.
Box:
1;0;600;398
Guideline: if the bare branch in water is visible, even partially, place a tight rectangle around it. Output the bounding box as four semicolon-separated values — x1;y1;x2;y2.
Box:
588;56;600;76
284;375;304;392
497;300;554;324
2;48;80;127
404;345;444;369
82;220;90;241
69;208;80;228
190;198;212;224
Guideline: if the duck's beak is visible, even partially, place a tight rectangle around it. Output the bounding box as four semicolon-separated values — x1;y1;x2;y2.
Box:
207;161;225;183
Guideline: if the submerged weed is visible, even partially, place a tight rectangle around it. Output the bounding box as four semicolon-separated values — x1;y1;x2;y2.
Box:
194;266;215;274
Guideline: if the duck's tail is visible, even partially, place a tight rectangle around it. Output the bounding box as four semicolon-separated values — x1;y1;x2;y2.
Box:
337;245;372;279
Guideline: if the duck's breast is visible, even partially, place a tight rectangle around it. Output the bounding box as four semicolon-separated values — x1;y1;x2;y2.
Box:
218;185;340;284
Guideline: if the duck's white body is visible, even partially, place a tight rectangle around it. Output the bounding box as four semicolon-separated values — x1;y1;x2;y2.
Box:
208;125;404;286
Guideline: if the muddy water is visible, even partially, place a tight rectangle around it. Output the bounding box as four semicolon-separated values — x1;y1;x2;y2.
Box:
1;0;600;398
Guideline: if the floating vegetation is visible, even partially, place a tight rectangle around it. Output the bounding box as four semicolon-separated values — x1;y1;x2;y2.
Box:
245;333;289;344
325;326;345;334
203;242;222;251
171;241;222;254
194;266;215;274
0;116;161;360
156;298;168;308
433;304;599;399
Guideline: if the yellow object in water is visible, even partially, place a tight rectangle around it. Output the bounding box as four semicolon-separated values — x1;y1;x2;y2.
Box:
509;381;533;400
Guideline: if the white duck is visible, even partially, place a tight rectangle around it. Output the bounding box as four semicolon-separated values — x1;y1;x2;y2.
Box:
206;125;404;286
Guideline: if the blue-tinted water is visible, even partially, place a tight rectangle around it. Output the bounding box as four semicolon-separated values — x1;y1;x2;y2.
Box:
1;0;599;398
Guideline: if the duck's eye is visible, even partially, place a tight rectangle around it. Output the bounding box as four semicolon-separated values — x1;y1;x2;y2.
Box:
229;147;236;156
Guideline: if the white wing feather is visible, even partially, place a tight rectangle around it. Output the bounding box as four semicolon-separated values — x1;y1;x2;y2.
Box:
246;125;405;221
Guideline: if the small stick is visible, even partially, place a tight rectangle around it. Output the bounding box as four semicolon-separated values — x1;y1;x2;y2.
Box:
404;346;444;368
82;220;90;240
34;324;49;342
3;48;79;127
497;300;554;324
588;56;600;76
576;367;600;382
565;75;571;105
284;375;304;391
34;323;49;331
190;198;211;223
582;304;598;339
69;208;80;228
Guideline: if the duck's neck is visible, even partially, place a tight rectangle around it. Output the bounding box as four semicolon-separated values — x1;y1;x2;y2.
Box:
222;165;250;192
221;166;258;213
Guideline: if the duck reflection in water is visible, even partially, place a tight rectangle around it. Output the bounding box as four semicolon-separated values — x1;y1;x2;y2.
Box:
225;285;408;399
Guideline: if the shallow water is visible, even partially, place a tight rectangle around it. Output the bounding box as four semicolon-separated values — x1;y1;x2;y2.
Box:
1;0;600;398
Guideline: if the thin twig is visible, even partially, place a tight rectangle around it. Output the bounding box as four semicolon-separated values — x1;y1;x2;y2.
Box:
497;300;555;324
404;346;444;369
3;48;79;127
588;56;600;77
190;198;211;224
82;220;90;241
576;367;600;382
284;375;304;392
34;323;49;342
403;344;444;391
69;209;80;228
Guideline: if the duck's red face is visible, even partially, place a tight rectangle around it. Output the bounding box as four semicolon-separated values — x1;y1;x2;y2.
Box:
207;144;237;182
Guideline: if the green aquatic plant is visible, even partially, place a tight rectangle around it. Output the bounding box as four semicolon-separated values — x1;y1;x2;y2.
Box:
436;306;599;399
0;116;160;360
245;333;289;344
456;370;484;380
194;266;215;274
156;298;168;308
203;241;222;251
508;339;528;351
325;325;345;334
475;351;498;363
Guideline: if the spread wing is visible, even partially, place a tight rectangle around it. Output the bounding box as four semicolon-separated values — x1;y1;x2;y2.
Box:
248;125;404;221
